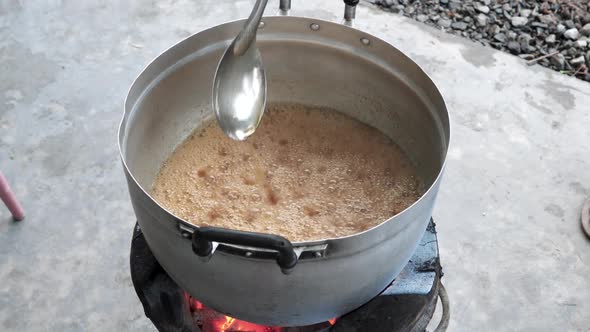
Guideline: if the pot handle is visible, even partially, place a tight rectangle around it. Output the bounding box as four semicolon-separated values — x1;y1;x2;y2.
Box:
192;227;298;274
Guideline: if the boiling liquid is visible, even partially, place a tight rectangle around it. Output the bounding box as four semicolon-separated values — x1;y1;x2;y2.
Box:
152;103;424;241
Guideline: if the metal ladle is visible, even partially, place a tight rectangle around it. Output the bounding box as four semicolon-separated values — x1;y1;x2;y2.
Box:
212;0;269;141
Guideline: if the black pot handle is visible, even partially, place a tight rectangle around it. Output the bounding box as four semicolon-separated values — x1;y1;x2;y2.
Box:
192;227;298;274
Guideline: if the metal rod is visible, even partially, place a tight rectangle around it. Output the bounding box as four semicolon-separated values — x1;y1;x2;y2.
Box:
279;0;291;15
344;3;356;23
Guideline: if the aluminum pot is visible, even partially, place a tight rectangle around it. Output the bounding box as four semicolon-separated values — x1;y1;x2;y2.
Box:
119;15;449;326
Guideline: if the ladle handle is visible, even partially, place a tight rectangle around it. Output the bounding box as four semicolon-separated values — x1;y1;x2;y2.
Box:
233;0;269;56
192;226;298;274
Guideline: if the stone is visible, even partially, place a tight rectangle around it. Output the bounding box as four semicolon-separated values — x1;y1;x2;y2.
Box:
564;28;580;40
520;9;532;18
550;53;566;70
487;15;497;25
384;0;397;6
449;0;461;10
417;14;428;22
567;47;577;56
518;33;533;52
583;14;590;25
531;22;548;29
565;19;575;29
451;22;468;30
507;31;517;40
482;0;491;5
562;47;578;57
581;24;590;37
507;41;521;54
570;56;585;66
575;40;588;48
476;13;488;27
464;16;473;23
545;34;556;44
439;0;448;5
557;24;566;34
538;15;556;25
502;3;511;12
476;5;490;14
438;18;452;28
494;33;506;43
511;16;528;27
489;24;501;35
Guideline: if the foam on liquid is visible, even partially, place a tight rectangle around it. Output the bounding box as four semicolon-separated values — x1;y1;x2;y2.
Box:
152;103;424;241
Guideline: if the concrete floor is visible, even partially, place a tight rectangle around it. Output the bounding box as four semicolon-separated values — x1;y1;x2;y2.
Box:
1;1;589;331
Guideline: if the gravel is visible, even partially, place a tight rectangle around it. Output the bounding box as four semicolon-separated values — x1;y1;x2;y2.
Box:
564;28;580;40
575;40;588;48
371;0;590;82
476;5;490;14
571;55;586;65
438;18;452;27
451;21;469;30
508;41;522;53
550;53;566;69
494;32;507;43
511;17;529;27
476;13;488;26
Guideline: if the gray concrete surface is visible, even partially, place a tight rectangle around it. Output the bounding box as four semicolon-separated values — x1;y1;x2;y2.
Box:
1;1;589;331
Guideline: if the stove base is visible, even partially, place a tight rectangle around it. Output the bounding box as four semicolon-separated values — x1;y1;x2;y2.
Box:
130;220;445;332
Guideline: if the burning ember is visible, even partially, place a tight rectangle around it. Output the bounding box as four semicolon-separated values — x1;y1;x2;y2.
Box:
185;294;336;332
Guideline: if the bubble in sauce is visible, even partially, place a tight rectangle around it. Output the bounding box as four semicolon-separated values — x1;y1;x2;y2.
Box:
151;103;424;241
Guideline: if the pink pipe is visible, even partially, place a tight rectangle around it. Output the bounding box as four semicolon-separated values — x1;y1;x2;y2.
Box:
0;171;25;221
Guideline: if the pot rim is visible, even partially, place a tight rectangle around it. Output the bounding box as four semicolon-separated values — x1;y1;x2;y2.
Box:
118;15;451;246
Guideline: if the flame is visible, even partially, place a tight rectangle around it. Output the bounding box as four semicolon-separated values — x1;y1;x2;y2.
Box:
214;317;281;332
190;299;281;332
220;316;235;330
187;297;336;332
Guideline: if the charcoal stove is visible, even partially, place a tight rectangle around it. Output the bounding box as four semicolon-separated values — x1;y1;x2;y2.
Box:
130;220;449;332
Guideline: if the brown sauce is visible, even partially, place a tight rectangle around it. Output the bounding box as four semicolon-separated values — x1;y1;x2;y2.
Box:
152;103;424;241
